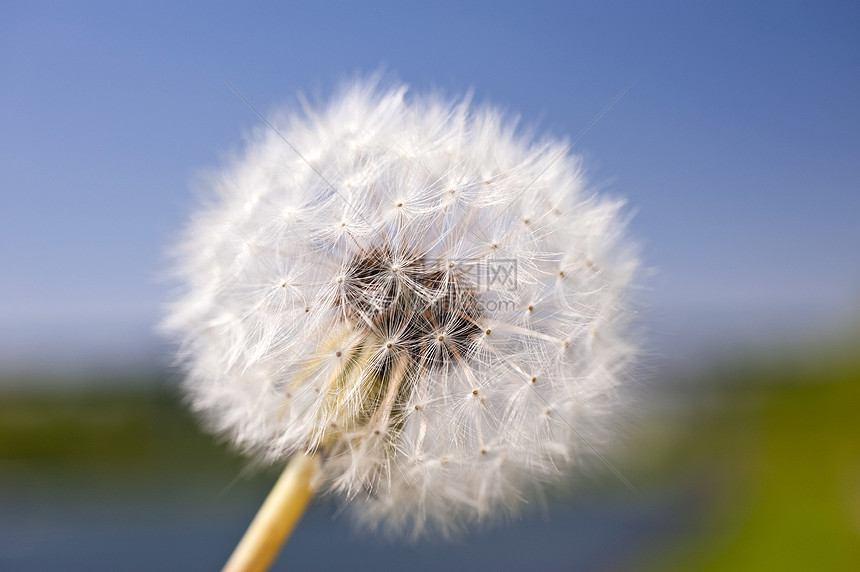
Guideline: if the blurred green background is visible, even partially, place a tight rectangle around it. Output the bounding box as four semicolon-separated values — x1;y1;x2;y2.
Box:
2;324;858;571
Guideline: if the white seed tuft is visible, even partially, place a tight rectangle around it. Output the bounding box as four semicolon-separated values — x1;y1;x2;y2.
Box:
163;79;639;538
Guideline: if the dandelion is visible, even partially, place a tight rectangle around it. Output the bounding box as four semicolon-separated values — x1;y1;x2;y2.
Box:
164;79;639;570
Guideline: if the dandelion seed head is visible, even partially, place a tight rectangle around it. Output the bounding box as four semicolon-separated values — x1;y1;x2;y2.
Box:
163;79;639;538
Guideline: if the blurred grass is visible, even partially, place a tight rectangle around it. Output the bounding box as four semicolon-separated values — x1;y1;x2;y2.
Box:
0;376;246;480
640;333;860;571
1;331;859;570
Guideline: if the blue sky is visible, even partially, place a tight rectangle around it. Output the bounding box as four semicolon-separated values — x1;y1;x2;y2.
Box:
2;1;859;373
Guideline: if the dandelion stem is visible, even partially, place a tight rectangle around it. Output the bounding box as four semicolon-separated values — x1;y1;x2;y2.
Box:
223;452;319;572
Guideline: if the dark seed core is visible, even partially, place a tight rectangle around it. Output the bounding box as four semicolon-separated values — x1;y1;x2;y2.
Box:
335;246;483;370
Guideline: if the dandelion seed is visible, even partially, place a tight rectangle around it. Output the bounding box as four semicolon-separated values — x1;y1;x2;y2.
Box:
163;78;639;562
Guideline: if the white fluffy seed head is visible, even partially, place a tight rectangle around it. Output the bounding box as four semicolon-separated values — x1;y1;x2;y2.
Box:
163;80;639;538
